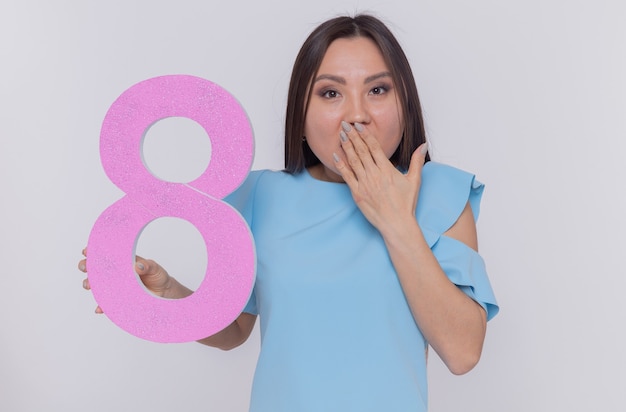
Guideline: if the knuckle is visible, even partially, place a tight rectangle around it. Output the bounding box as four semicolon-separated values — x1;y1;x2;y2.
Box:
355;145;369;157
348;157;362;169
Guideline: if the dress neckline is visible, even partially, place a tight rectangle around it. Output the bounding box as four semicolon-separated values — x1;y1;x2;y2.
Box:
303;166;347;185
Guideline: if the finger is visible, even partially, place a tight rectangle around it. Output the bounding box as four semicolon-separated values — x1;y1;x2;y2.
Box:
95;306;103;314
134;256;163;279
342;122;376;173
353;122;389;168
339;130;364;173
78;247;88;272
340;125;366;178
407;142;428;181
134;255;150;275
333;151;358;187
82;278;91;290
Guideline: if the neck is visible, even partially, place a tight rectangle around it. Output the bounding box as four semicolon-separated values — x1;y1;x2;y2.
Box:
307;164;345;183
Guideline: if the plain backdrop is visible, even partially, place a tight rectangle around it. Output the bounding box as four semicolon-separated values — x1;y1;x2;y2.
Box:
1;1;625;411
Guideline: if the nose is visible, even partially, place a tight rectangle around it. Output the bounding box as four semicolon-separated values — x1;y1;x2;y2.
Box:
344;95;371;125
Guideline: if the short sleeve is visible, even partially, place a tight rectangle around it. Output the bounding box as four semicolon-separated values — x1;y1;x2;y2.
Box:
432;237;498;320
224;170;267;316
224;170;266;227
242;288;258;315
416;162;499;321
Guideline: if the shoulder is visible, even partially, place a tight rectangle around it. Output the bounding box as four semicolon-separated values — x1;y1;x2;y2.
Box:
230;169;291;195
225;169;298;213
416;162;484;246
224;170;277;222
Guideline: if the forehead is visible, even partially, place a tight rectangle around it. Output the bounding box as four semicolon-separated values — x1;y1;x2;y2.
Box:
318;36;389;74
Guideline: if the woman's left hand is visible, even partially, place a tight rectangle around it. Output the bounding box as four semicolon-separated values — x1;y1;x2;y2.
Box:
334;121;428;234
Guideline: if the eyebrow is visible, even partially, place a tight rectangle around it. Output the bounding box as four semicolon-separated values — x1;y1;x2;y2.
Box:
314;71;392;85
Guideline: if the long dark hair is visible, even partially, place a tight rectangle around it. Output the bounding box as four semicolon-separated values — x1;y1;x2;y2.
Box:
284;14;429;173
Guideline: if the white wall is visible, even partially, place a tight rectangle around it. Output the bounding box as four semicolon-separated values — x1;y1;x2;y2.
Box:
1;1;625;410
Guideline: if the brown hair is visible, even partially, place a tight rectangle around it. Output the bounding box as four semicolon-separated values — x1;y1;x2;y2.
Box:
284;14;429;173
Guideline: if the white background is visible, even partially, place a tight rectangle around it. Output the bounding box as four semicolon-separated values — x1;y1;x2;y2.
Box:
1;1;625;411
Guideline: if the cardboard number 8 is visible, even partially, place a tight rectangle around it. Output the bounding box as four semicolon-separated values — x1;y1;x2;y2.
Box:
87;75;255;343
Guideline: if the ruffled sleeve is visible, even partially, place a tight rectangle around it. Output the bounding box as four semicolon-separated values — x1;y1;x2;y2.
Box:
224;170;267;316
416;162;499;321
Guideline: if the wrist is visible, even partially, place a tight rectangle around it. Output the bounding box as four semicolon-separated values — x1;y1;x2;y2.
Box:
379;213;419;239
380;216;428;252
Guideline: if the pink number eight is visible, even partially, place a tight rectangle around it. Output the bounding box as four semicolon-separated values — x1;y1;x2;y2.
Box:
87;75;255;343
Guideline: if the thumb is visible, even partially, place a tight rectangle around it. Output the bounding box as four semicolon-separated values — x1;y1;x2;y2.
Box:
134;255;171;297
134;255;160;276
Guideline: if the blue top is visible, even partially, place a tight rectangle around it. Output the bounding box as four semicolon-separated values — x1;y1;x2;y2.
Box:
225;162;498;412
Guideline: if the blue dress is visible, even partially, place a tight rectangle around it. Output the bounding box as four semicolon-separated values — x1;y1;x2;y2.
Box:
225;162;499;412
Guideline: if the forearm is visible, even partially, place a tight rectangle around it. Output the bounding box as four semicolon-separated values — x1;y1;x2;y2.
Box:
381;217;487;375
160;276;256;350
196;313;256;350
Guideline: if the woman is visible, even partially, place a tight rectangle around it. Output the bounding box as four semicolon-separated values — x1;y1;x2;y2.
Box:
79;14;498;411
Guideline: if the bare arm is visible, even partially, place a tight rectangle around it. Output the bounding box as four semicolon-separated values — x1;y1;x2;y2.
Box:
335;123;487;375
380;202;487;375
78;250;256;350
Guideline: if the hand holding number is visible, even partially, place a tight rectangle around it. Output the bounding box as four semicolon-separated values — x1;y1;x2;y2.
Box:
78;248;173;313
333;121;428;233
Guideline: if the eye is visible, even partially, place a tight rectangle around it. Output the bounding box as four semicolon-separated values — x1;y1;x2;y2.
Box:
320;89;339;99
369;85;388;95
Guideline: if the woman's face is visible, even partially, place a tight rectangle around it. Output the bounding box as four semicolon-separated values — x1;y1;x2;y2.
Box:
304;36;404;182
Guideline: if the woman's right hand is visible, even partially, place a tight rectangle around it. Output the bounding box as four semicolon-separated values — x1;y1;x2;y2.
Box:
78;248;254;349
77;248;176;313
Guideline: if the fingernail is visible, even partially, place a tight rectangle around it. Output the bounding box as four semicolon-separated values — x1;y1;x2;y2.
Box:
341;121;351;132
354;122;364;132
340;131;348;142
333;153;340;162
137;262;145;271
79;263;85;271
420;143;429;155
82;279;89;289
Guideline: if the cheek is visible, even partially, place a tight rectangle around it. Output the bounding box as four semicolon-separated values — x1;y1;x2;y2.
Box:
378;113;404;156
382;137;402;159
303;108;320;138
305;110;337;140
